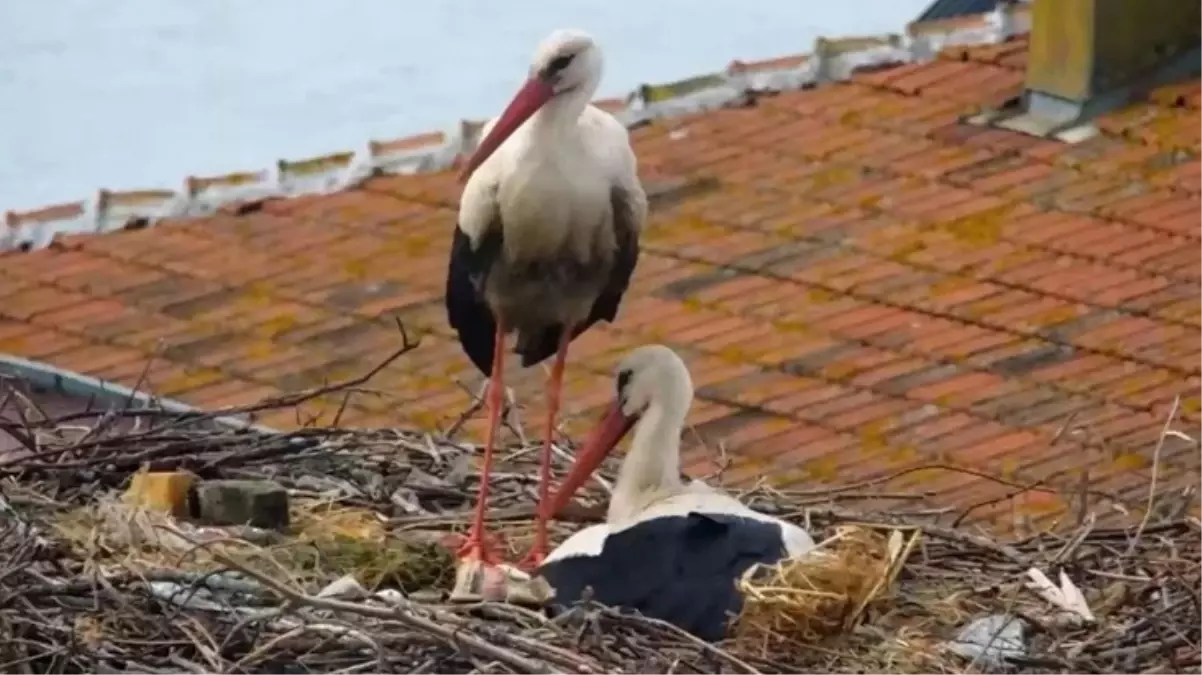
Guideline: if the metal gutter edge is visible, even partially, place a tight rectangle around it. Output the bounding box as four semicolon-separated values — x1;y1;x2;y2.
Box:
0;353;280;435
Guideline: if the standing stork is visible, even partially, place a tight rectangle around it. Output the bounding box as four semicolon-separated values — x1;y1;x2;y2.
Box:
446;28;647;571
534;345;816;641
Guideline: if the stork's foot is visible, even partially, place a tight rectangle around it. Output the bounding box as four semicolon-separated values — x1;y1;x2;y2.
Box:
515;547;546;574
442;528;506;602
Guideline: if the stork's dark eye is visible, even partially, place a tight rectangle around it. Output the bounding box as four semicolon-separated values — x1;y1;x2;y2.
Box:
547;54;575;74
616;369;632;396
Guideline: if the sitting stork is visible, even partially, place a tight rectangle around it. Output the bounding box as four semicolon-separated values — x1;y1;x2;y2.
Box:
445;29;647;571
535;345;816;642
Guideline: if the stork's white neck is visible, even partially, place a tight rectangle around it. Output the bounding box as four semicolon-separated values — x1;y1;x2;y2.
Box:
530;83;596;139
608;391;690;523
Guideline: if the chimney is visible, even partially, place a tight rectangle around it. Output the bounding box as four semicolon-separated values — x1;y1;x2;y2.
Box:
998;0;1201;134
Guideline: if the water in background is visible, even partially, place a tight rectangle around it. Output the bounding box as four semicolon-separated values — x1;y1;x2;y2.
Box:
0;0;931;211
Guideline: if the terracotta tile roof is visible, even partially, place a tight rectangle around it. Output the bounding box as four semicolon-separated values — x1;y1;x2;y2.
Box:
2;6;1199;533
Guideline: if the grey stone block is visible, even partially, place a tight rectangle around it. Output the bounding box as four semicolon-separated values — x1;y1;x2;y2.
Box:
194;480;290;530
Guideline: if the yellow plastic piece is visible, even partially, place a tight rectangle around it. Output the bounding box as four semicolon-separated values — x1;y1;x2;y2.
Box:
123;470;196;517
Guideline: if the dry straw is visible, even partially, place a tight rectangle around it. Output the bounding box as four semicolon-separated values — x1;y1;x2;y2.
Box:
52;490;457;594
732;525;920;648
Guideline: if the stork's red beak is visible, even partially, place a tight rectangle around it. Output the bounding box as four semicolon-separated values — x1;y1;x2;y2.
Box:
545;399;638;517
458;77;555;183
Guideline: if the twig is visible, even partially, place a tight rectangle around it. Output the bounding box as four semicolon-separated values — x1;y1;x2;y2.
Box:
598;607;762;674
1126;396;1180;556
208;552;555;674
0;322;421;471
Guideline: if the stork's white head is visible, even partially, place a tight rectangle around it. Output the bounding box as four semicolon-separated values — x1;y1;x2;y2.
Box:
607;344;694;423
528;29;604;98
547;345;694;514
458;28;604;183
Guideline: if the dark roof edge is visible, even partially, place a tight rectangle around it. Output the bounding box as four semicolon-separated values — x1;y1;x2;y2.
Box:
0;353;280;434
917;0;1007;23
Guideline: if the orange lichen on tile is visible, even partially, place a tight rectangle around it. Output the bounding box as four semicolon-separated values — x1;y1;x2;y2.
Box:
186;170;270;196
369;131;447;156
0;33;1198;532
5;200;86;226
97;188;176;208
727;52;810;74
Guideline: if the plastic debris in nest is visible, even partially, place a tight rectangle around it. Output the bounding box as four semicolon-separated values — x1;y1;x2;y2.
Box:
432;531;555;606
730;525;920;651
136;569;410;612
939;567;1096;671
946;614;1029;671
1024;567;1096;625
448;558;555;606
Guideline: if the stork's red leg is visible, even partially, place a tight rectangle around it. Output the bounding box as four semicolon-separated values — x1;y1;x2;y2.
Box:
458;321;508;566
518;326;574;572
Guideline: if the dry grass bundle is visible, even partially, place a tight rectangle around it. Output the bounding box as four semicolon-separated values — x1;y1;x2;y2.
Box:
285;499;456;593
52;493;218;571
51;491;455;594
731;525;919;650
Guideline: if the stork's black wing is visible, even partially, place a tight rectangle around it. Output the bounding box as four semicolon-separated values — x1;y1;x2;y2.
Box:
445;223;503;376
586;188;641;326
537;512;787;642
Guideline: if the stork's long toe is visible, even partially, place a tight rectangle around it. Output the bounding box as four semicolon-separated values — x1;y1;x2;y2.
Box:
516;547;547;573
447;529;504;565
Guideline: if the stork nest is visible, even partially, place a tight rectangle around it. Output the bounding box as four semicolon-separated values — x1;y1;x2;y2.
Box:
0;344;1198;673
